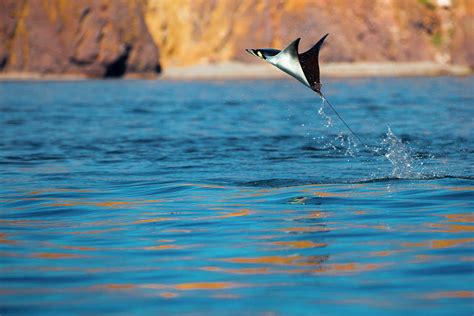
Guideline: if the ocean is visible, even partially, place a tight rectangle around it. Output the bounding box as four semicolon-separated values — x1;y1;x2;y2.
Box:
0;77;473;315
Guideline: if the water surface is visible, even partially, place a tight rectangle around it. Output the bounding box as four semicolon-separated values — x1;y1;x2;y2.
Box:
0;77;473;315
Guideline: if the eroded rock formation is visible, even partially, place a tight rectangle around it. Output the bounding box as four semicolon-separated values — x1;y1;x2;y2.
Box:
145;0;473;68
0;0;472;77
0;0;159;77
449;0;474;67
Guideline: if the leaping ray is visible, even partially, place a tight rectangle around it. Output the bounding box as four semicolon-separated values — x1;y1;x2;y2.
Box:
246;34;363;143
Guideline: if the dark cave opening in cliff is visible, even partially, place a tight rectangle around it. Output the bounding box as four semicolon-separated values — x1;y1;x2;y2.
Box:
0;57;7;71
155;63;162;73
104;45;131;78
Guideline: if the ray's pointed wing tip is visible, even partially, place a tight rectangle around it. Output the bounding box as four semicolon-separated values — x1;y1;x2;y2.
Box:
320;33;329;44
283;37;302;54
313;34;330;51
245;48;257;58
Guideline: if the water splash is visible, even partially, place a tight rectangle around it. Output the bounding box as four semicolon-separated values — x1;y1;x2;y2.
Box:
315;98;360;157
379;127;419;178
318;103;333;128
315;105;433;179
337;132;359;157
314;98;437;180
379;126;443;180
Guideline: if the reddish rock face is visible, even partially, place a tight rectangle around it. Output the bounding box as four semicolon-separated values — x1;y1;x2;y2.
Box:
0;0;159;77
450;0;474;67
0;0;472;77
145;0;472;68
0;1;22;70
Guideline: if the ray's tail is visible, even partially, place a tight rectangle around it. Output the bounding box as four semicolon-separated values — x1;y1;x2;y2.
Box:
319;93;364;145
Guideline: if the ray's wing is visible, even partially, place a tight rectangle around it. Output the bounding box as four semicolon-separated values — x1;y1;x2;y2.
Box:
259;48;280;57
267;38;310;87
298;34;329;93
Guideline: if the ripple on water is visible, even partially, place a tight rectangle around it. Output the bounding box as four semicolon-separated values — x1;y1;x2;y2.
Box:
0;78;473;315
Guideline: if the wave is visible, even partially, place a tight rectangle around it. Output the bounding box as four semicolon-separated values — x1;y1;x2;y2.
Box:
235;175;474;188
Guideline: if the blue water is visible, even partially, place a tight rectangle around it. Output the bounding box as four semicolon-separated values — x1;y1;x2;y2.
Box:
0;77;473;315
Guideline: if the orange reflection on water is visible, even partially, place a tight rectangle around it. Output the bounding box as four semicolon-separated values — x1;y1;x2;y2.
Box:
442;213;474;223
85;266;162;274
272;241;327;249
402;238;474;249
431;238;474;249
94;201;134;207
62;245;97;251
174;282;239;290
45;198;170;209
144;245;181;250
225;256;302;265
304;211;327;219
426;291;474;299
283;262;388;275
325;263;383;272
280;227;329;233
0;233;16;244
313;192;347;198
371;225;392;231
46;200;138;208
28;188;93;195
221;253;386;274
103;284;136;290
224;255;326;267
401;242;426;248
33;252;86;259
429;223;474;233
448;186;474;191
160;292;178;298
218;209;254;218
201;266;270;275
132;217;177;224
212;294;240;299
141;282;245;291
0;219;39;227
369;250;403;257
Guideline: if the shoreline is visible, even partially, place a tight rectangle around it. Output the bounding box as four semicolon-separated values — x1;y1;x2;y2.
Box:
0;62;471;81
161;62;472;80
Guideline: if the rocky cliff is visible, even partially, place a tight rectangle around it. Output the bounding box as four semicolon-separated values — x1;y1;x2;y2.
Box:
145;0;473;68
0;0;159;77
0;0;472;78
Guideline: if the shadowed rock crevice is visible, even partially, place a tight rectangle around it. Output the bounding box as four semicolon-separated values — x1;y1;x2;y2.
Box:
104;45;131;78
0;0;159;78
0;57;7;71
155;63;162;74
